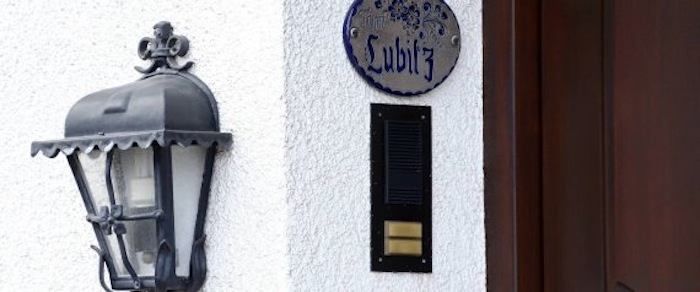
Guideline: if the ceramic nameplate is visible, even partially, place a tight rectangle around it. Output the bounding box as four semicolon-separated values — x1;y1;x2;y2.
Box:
343;0;461;96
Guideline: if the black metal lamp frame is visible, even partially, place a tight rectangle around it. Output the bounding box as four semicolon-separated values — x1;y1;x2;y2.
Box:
31;22;231;292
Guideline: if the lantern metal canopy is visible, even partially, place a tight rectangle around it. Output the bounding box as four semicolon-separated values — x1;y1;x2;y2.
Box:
31;21;231;292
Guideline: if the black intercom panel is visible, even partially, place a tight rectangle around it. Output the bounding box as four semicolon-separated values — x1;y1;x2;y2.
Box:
370;104;432;273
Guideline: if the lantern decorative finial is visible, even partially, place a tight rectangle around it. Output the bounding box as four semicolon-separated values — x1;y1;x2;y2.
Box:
135;21;194;74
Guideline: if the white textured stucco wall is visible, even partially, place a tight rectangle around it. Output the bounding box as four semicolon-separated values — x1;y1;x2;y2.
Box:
0;0;482;291
283;0;484;290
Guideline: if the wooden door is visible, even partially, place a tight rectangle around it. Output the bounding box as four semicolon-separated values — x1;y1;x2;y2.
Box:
608;0;700;290
543;0;700;291
485;0;700;291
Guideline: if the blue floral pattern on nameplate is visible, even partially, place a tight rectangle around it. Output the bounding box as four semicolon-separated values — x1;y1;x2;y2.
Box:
343;0;461;96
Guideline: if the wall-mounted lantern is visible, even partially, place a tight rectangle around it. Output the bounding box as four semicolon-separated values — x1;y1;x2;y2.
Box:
31;21;231;292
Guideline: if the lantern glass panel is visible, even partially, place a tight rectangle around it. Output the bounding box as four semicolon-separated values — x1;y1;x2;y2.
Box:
79;152;129;277
79;148;158;277
79;151;109;215
171;145;207;277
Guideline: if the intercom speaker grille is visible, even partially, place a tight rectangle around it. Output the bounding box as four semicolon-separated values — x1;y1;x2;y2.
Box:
386;121;423;205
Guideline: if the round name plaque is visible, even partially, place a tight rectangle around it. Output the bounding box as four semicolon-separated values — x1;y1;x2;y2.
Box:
343;0;461;96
